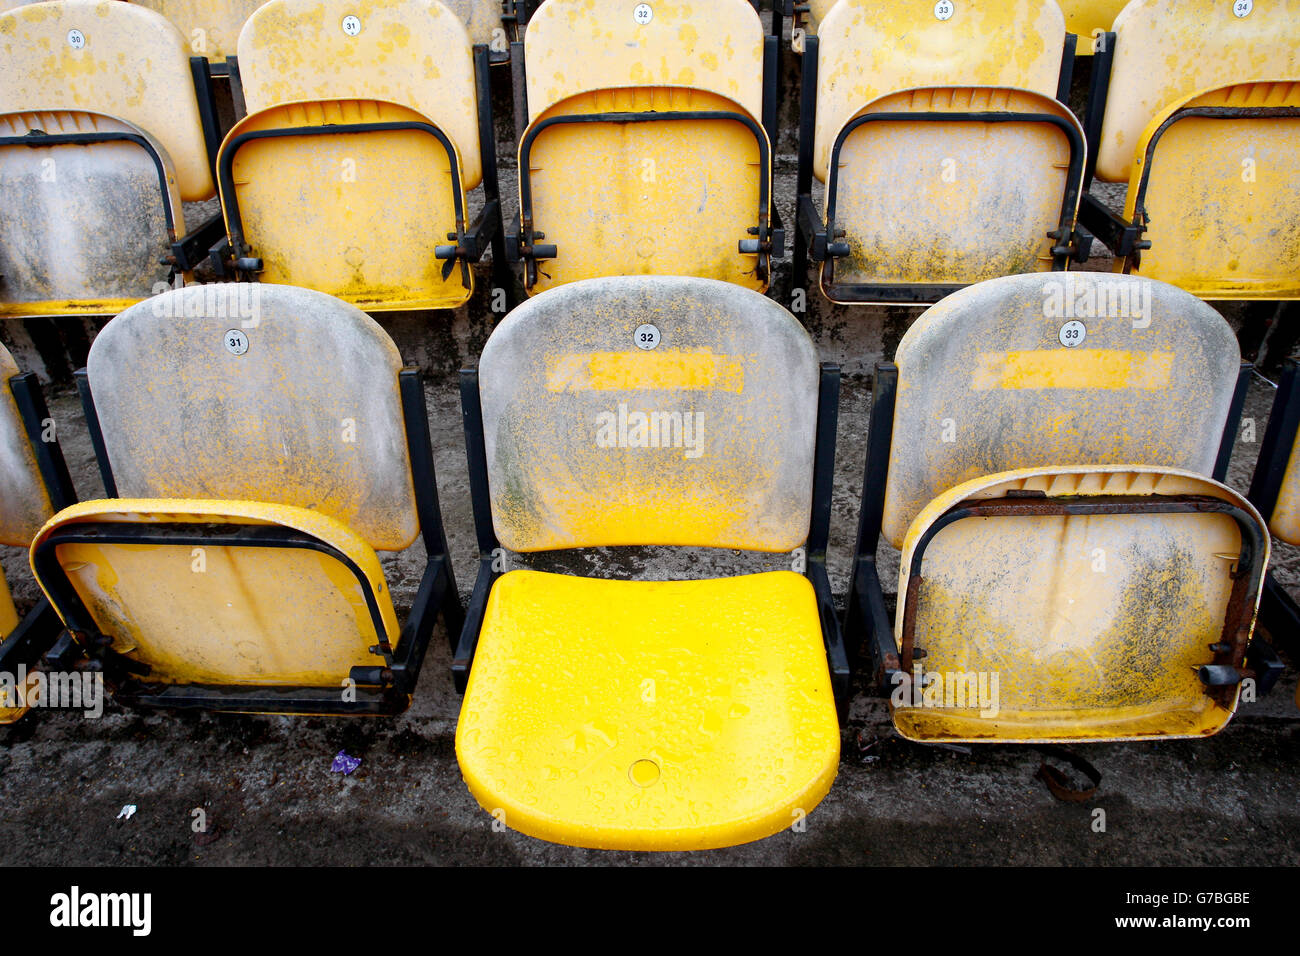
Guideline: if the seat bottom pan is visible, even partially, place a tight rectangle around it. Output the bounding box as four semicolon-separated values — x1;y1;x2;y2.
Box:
32;501;399;692
223;100;470;311
1129;108;1300;299
457;569;840;850
0;137;171;316
894;510;1249;742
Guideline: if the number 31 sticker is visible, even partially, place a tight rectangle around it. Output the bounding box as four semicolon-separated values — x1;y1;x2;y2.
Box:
224;329;249;356
341;14;362;35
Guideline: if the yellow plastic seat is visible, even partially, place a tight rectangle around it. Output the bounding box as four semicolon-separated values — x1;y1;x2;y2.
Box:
29;283;462;714
216;0;501;311
513;0;778;294
795;0;1128;55
459;570;838;851
1059;0;1125;54
846;271;1270;742
796;0;1086;304
130;0;266;62
0;0;216;317
455;275;845;850
1246;360;1300;709
0;341;77;723
1087;0;1300;298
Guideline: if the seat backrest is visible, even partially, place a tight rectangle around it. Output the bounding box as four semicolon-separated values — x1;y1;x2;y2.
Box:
443;0;503;47
87;284;420;552
0;343;52;547
1096;0;1300;182
1057;0;1126;51
477;276;820;553
524;0;764;122
130;0;265;61
237;0;481;186
0;0;213;200
814;0;1066;180
881;272;1241;548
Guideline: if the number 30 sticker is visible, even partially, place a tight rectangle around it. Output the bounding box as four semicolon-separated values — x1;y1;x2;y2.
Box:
1059;320;1086;348
224;329;249;356
634;324;661;350
341;14;362;36
67;29;86;49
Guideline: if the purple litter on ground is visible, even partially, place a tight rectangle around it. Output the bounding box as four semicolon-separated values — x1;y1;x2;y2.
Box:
331;751;361;775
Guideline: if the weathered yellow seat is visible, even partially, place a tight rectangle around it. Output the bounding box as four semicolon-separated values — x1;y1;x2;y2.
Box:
459;569;838;851
846;271;1270;742
29;283;461;715
794;0;1085;304
0;340;76;724
1246;360;1300;709
455;275;845;849
216;0;502;310
130;0;265;62
1059;0;1126;54
0;0;216;317
1085;0;1300;298
513;0;778;294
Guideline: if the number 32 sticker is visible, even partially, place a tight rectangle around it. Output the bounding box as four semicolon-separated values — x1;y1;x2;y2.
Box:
634;324;661;350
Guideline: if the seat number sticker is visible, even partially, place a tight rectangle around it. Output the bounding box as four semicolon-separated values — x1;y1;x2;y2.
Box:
342;15;362;36
67;29;85;49
224;329;249;356
934;1;954;20
1059;320;1086;348
635;324;661;350
1233;0;1253;17
634;4;653;24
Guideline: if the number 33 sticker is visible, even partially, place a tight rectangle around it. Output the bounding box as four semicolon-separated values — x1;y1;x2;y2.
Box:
1059;321;1086;348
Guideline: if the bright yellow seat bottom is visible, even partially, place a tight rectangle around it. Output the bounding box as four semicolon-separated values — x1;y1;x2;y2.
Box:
456;569;840;851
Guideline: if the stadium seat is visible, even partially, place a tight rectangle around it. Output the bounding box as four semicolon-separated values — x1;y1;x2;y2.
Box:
792;0;1087;305
845;271;1270;742
29;284;463;715
0;341;77;723
454;275;845;850
0;0;224;318
1058;0;1125;55
131;0;265;65
1246;359;1300;704
1081;0;1300;299
791;0;1119;57
213;0;507;311
508;0;783;294
135;0;510;66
